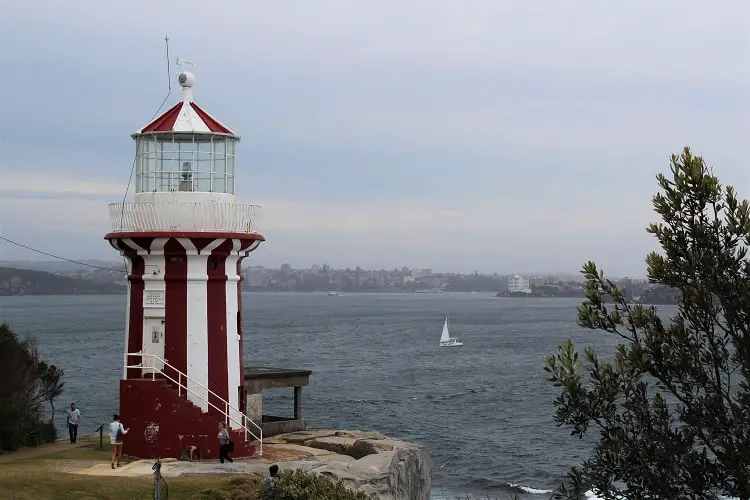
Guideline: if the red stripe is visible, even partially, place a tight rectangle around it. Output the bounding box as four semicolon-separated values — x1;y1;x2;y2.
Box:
164;238;188;375
130;237;156;251
207;239;234;409
139;102;183;133
117;241;145;379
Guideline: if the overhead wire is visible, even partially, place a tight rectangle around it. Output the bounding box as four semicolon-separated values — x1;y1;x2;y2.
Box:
0;236;126;273
0;35;175;275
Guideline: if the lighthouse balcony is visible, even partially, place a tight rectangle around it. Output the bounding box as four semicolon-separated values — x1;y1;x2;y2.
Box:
108;199;260;233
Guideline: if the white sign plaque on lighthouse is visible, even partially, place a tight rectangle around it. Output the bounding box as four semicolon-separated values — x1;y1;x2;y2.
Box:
105;69;264;460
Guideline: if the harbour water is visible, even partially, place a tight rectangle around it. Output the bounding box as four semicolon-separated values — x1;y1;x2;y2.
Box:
0;292;670;498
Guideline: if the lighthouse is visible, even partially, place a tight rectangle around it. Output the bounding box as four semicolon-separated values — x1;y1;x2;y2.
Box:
105;69;265;459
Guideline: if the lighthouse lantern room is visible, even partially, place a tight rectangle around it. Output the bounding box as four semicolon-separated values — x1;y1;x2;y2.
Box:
105;69;265;459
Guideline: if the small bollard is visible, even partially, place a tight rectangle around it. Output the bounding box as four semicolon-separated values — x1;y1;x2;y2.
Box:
153;458;163;500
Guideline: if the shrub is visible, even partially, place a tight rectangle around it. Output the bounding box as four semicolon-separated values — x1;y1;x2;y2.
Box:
25;421;58;447
262;469;369;500
192;476;260;500
0;324;65;453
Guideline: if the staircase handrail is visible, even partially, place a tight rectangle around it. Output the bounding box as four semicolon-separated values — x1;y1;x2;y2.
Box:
125;354;262;452
128;351;261;436
125;351;262;455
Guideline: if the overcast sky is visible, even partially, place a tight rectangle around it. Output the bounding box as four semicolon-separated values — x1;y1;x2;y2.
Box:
0;1;747;276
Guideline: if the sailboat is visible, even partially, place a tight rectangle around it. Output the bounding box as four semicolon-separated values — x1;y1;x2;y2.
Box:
439;316;463;347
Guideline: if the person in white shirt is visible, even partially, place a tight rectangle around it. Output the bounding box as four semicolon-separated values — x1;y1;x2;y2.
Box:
66;402;81;444
109;414;128;469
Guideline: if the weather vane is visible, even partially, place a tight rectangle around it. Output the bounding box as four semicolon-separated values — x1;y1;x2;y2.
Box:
176;55;195;68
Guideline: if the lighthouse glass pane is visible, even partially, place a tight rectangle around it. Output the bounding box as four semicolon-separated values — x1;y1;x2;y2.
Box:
135;137;159;193
195;170;211;192
214;139;226;157
157;143;175;192
213;173;226;193
143;169;155;192
226;153;235;177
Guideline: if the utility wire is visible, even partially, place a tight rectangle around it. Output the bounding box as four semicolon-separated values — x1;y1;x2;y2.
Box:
0;236;126;273
0;36;175;275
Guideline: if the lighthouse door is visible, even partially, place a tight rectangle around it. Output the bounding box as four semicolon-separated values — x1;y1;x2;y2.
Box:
143;318;165;376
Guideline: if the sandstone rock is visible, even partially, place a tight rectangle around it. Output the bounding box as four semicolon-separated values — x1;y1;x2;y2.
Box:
387;445;433;500
304;444;432;500
348;437;402;459
278;430;336;444
306;435;357;454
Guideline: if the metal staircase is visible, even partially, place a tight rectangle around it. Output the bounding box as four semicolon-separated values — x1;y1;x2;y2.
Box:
125;351;263;455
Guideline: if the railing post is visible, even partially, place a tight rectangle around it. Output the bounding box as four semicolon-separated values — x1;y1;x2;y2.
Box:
178;372;181;397
99;424;103;449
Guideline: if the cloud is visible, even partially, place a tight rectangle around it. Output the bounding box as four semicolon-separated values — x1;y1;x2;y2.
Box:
0;0;746;275
0;168;659;274
0;171;124;198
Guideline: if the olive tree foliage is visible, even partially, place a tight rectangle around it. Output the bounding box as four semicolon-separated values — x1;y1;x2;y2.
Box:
544;148;750;500
0;323;64;451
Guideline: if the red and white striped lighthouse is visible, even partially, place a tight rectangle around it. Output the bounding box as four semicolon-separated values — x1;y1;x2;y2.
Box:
105;69;265;459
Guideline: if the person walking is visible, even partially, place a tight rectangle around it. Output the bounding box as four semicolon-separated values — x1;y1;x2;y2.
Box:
217;422;233;464
109;414;128;469
66;402;81;444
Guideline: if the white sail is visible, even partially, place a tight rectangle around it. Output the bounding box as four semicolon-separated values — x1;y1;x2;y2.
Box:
439;317;450;343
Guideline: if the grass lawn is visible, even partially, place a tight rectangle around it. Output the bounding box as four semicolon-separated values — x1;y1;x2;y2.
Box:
0;436;260;500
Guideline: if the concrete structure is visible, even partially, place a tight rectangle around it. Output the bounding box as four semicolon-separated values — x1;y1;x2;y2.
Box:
244;367;312;436
105;68;310;460
507;274;532;294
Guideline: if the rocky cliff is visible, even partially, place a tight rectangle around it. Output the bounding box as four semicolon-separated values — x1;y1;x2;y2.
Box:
268;429;433;500
74;428;434;500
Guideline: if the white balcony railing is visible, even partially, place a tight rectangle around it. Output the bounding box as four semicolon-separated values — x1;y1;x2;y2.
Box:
108;201;260;233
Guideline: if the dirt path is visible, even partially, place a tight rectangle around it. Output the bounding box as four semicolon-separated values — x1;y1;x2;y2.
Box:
0;438;90;463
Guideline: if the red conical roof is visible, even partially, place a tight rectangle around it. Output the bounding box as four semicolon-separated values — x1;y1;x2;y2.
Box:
136;71;235;136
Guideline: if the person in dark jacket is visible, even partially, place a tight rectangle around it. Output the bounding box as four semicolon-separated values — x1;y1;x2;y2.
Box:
217;422;233;464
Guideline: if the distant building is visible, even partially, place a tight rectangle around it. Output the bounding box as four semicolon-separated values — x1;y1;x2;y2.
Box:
245;267;265;286
508;274;532;294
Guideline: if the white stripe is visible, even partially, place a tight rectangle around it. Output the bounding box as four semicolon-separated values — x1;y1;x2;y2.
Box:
140;239;167;375
123;238;147;253
225;239;243;428
177;238;225;412
173;101;212;133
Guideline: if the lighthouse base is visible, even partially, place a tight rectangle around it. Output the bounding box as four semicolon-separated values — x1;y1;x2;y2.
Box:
119;379;258;460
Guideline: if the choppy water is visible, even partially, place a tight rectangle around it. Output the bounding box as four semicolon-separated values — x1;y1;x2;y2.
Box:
0;292;673;498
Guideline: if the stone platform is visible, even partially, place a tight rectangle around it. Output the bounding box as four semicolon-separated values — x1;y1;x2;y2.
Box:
73;429;433;500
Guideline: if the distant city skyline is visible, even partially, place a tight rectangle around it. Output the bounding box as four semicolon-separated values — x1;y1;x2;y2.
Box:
1;1;746;277
0;256;645;280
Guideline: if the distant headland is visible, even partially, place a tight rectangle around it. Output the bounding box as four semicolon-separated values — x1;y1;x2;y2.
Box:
0;266;124;296
0;260;678;303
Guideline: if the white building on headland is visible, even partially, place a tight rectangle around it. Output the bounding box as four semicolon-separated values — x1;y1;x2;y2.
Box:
508;274;532;294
